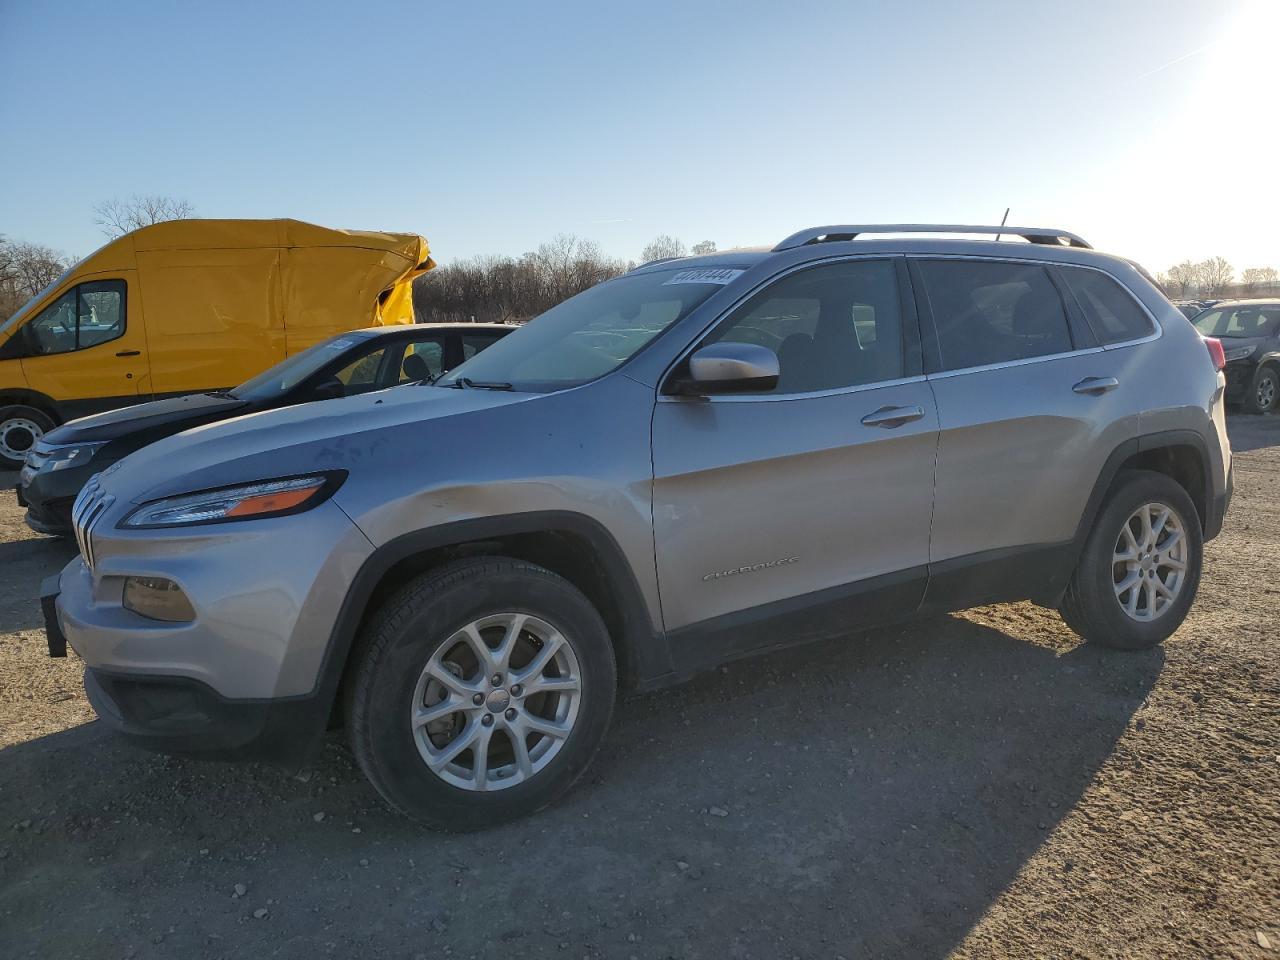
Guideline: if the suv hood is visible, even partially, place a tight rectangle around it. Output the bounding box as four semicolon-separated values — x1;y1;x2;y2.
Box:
49;392;250;444
99;384;534;504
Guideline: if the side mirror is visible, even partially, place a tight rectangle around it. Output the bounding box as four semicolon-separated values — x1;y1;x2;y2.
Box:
669;342;780;395
311;377;345;401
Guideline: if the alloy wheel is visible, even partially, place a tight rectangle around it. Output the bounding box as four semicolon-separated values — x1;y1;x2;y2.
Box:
1112;502;1188;622
410;612;582;791
1257;372;1277;411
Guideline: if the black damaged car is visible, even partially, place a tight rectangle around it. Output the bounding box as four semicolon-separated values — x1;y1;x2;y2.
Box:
15;323;511;536
1193;300;1280;414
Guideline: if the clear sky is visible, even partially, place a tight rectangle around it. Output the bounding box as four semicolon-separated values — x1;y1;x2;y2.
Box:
1;0;1276;274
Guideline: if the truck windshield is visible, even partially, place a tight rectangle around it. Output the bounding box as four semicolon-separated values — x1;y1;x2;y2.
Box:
435;268;731;392
232;333;374;401
1194;306;1280;339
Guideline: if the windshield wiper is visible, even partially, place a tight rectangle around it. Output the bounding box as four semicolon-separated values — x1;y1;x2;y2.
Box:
449;377;513;391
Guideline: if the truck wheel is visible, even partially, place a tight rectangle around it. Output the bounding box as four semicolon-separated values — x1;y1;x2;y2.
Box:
346;557;617;829
1244;366;1278;415
1060;470;1202;650
0;405;54;470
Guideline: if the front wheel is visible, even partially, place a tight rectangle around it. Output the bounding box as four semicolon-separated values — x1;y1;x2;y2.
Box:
1244;366;1278;415
1060;470;1203;650
346;557;617;830
0;405;54;470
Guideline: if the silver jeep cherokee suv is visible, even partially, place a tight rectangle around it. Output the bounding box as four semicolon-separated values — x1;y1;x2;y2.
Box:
45;224;1233;829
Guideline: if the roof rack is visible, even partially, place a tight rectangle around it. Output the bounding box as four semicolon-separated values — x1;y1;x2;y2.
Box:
773;224;1092;251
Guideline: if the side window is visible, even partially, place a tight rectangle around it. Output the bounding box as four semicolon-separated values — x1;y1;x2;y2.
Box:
26;289;79;356
22;280;127;356
710;259;903;393
334;347;387;391
919;260;1072;370
1060;268;1154;344
461;332;504;361
399;338;445;382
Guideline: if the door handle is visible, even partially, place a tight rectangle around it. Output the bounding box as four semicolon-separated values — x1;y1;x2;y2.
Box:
1072;376;1119;395
115;349;141;357
861;404;925;428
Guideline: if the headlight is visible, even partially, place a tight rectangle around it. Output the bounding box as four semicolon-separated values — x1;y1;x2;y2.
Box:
119;472;344;529
34;441;107;472
1223;345;1256;362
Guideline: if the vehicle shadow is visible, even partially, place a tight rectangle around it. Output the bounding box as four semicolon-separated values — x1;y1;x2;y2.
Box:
0;613;1161;959
0;533;78;635
1226;413;1280;453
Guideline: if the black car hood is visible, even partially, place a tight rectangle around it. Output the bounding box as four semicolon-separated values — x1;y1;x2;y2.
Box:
47;393;253;444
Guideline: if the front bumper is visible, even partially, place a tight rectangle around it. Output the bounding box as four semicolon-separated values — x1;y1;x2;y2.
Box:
47;498;375;757
41;569;326;761
83;667;327;761
17;459;94;537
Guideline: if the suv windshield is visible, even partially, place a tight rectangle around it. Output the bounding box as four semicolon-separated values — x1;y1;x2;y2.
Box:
1194;305;1280;339
232;332;375;401
435;268;731;392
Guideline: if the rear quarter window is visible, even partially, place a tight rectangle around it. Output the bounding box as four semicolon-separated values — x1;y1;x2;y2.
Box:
1059;267;1155;344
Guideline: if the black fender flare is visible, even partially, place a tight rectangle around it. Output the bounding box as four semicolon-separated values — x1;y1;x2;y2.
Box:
1065;428;1221;576
0;388;63;424
307;510;665;727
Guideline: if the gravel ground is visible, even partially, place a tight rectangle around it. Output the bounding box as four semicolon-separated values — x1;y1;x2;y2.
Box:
1;417;1277;959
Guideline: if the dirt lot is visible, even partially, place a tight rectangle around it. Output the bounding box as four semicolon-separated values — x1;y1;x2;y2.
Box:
1;418;1277;959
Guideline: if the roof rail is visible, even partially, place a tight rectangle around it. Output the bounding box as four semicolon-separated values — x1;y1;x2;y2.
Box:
773;224;1092;251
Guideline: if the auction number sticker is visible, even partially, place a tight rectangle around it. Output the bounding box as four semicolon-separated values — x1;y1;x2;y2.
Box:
663;268;744;285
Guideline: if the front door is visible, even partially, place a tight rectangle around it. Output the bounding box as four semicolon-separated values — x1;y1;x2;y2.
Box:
18;272;148;418
651;257;938;672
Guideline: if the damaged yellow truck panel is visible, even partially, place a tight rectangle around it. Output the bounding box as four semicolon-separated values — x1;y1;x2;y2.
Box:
0;218;433;423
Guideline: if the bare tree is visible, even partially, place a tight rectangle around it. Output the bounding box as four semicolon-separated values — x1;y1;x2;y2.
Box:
0;238;74;321
640;235;686;263
1162;260;1199;299
691;240;717;255
93;194;196;238
9;241;70;297
1194;257;1234;297
1242;266;1279;292
413;234;630;324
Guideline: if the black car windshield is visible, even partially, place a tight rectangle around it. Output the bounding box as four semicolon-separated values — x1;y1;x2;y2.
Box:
1194;305;1280;339
232;332;375;401
434;267;733;392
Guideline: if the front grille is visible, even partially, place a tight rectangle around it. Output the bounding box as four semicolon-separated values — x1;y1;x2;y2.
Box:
71;477;115;572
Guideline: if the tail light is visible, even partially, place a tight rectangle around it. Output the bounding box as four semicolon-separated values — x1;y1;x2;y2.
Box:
1203;337;1226;371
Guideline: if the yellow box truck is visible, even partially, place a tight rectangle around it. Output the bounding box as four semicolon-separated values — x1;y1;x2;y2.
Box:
0;218;433;467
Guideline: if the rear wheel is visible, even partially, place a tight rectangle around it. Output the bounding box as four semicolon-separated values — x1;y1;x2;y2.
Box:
0;405;54;470
1244;366;1278;415
1060;470;1202;650
346;557;616;830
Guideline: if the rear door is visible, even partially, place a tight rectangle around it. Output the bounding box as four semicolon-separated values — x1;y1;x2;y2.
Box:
18;274;148;417
651;257;938;669
913;256;1139;606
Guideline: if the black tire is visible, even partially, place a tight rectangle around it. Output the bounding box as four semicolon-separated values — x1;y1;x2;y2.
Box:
346;557;617;830
0;405;55;470
1244;365;1278;415
1060;469;1202;650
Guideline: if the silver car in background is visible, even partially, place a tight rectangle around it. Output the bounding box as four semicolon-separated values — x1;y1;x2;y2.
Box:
45;224;1233;829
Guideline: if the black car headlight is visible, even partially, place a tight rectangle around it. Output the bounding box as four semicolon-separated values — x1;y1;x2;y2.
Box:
36;441;107;472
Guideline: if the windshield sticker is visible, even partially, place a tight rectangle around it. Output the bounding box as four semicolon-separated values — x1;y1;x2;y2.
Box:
326;338;356;350
663;268;744;286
